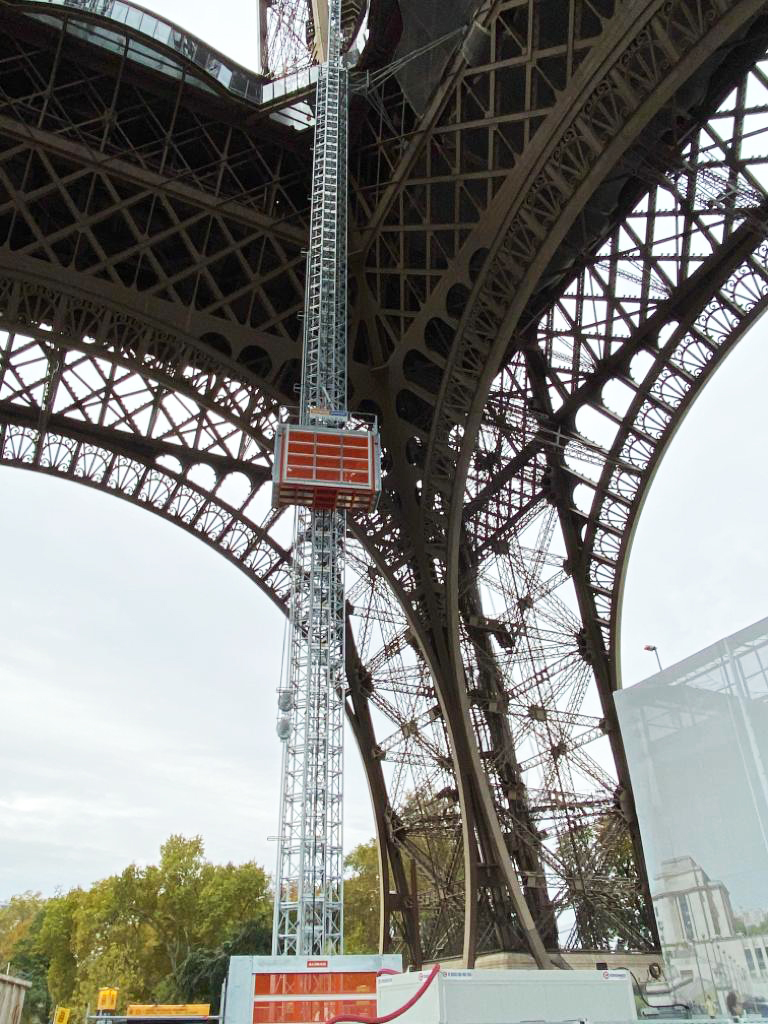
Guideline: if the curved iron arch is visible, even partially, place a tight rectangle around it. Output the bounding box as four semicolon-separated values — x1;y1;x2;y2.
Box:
350;0;768;966
0;423;291;603
589;241;768;668
0;271;295;596
6;0;768;970
441;11;768;962
0;273;448;961
0;270;283;458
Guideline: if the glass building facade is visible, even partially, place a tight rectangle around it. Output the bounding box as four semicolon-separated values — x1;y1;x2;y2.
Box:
616;616;768;1014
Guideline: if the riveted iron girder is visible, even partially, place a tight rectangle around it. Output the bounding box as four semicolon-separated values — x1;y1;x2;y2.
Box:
1;0;768;968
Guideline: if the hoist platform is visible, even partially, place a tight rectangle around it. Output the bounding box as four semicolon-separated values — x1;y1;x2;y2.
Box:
272;423;381;512
223;955;402;1024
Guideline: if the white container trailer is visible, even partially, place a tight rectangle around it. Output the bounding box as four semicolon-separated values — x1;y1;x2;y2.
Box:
0;974;31;1024
377;969;637;1024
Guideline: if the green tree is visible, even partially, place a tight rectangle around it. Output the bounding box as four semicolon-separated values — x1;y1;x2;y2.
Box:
38;889;81;1006
4;905;52;1024
0;892;45;963
31;835;272;1017
66;874;154;1010
175;918;272;1009
343;840;380;954
196;857;272;951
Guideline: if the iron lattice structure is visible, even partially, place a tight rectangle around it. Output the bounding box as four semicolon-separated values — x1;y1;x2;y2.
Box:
263;0;367;75
2;0;768;968
272;0;349;956
265;0;313;75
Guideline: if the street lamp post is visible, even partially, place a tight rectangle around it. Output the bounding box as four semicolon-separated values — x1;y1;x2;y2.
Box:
644;644;663;672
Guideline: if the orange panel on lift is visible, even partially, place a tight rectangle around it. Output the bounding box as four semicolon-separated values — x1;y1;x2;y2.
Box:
254;974;377;995
253;999;375;1024
243;955;401;1024
272;424;381;513
252;972;377;1024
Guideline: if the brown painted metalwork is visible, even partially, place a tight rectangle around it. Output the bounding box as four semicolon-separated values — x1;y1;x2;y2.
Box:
2;0;768;968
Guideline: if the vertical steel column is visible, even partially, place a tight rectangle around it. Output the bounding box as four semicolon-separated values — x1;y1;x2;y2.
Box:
272;0;348;957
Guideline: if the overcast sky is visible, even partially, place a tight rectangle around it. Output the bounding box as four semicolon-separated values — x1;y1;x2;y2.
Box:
620;320;768;687
0;471;375;898
1;1;768;902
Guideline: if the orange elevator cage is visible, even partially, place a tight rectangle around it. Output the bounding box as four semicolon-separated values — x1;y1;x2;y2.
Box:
253;971;377;1024
272;424;381;512
223;955;401;1024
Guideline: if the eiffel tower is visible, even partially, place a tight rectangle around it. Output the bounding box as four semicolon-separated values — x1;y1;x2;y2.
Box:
1;0;767;968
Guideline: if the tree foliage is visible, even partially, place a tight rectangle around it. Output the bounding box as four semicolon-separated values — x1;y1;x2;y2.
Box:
175;918;271;1010
0;892;45;964
1;899;52;1024
343;841;379;954
3;832;392;1022
2;837;271;1022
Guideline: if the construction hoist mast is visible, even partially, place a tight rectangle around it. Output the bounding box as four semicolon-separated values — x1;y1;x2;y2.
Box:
270;0;379;957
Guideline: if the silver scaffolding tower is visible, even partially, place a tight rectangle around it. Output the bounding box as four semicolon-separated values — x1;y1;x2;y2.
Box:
272;0;349;957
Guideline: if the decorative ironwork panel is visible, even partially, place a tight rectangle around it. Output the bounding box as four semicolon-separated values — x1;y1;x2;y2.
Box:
1;0;768;969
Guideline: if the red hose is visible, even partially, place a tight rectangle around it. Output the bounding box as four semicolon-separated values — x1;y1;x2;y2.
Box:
326;963;441;1024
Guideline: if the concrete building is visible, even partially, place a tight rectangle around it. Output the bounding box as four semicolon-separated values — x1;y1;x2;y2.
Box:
648;855;768;1011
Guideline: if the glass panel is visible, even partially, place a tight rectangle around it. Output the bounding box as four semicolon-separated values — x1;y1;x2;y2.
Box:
616;616;768;1019
23;0;294;112
153;21;174;46
124;7;142;29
